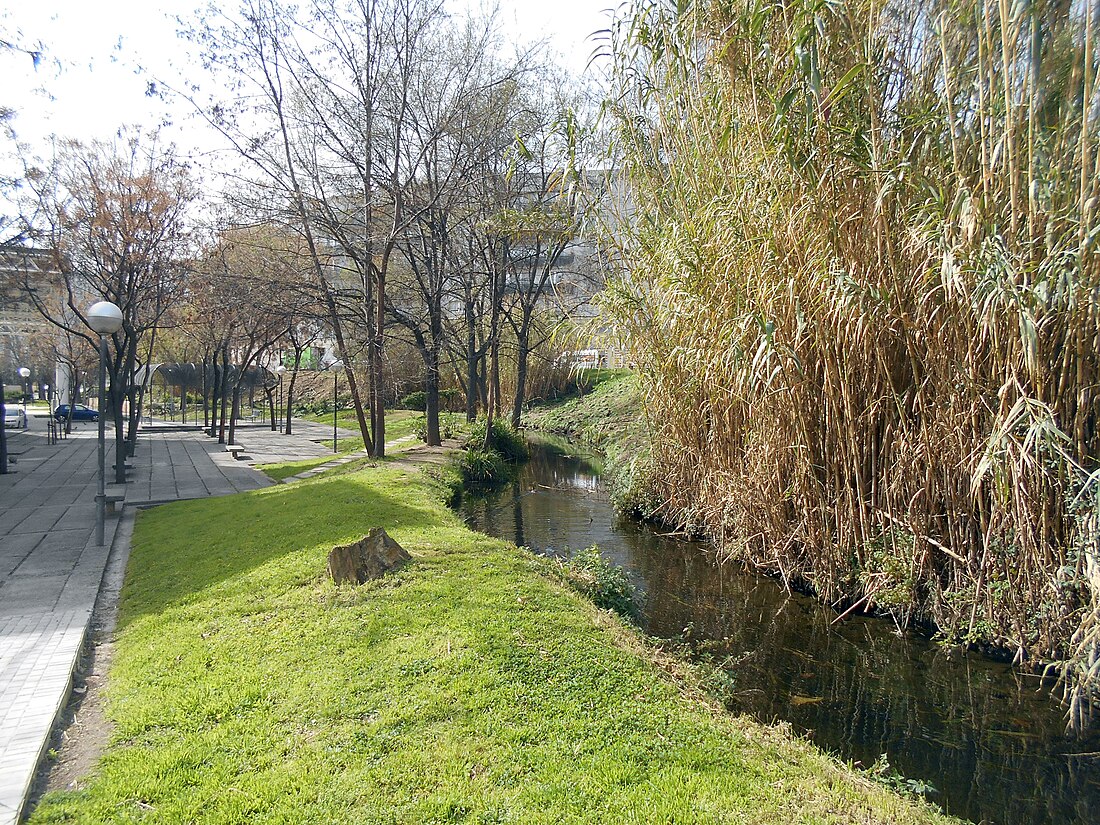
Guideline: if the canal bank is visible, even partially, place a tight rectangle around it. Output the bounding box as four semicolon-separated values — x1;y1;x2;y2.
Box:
458;438;1100;825
26;459;953;824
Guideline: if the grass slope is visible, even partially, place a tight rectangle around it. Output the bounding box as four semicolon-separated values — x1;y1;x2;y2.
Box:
259;411;427;481
31;469;955;824
301;407;422;439
527;370;643;455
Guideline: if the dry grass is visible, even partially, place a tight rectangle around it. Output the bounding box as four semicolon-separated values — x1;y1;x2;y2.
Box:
601;0;1100;727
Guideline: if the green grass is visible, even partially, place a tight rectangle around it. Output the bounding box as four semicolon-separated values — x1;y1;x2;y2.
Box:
29;468;955;824
527;371;642;454
257;453;348;481
258;411;428;481
301;407;422;437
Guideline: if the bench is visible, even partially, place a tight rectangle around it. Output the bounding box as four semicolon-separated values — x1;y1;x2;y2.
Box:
226;444;246;460
105;494;125;514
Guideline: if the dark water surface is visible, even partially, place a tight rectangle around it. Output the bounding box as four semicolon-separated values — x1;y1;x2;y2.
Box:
458;441;1100;825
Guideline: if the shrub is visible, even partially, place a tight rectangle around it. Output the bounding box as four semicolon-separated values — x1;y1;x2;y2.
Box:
402;389;462;412
413;412;460;442
562;545;639;619
606;448;662;520
464;419;530;463
458;447;509;486
401;391;426;411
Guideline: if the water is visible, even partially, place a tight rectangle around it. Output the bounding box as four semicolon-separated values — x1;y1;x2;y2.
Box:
458;440;1100;825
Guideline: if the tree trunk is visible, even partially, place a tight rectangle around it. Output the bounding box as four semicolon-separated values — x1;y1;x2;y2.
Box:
112;383;126;485
489;342;500;420
484;245;504;448
371;270;386;457
208;358;218;437
127;382;141;455
424;343;441;447
512;314;531;429
484;336;497;451
202;357;210;431
267;386;277;431
65;373;75;434
285;376;295;434
229;385;241;445
285;350;301;435
113;341;133;483
218;347;230;444
465;294;478;422
341;360;370;448
123;340;137;460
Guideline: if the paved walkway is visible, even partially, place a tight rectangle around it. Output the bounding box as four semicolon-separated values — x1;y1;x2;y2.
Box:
0;411;324;825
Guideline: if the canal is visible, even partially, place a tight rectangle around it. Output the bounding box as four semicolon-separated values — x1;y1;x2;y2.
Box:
458;440;1100;825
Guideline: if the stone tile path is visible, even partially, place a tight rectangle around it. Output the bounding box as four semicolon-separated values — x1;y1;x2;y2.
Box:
0;610;87;824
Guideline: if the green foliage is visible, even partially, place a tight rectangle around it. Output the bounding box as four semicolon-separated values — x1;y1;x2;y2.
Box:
860;530;919;612
540;367;628;403
465;419;530;463
606;448;663;521
865;755;939;802
402;389;461;411
413;412;462;441
401;390;426;410
457;447;510;486
528;371;642;453
561;545;639;619
423;463;465;508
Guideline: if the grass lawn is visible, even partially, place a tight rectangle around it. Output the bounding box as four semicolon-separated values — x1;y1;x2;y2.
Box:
30;468;956;824
301;407;423;438
259;411;432;481
526;371;643;455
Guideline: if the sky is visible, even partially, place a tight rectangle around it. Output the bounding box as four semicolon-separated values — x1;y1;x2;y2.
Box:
1;0;619;170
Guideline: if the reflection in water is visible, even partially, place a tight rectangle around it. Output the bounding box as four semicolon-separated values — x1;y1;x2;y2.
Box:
459;443;1100;825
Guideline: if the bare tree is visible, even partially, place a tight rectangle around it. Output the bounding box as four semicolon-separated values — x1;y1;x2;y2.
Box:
501;103;589;428
15;132;194;482
387;14;533;445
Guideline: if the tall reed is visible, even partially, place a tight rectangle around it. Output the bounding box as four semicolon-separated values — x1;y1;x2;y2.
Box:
601;0;1100;727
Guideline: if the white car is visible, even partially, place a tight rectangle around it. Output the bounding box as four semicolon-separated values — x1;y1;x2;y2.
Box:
3;405;27;429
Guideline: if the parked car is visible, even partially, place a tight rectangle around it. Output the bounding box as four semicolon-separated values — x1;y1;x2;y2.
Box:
3;405;26;429
53;404;99;422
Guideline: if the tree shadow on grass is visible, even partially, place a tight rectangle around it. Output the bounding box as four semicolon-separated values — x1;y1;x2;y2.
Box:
117;474;447;631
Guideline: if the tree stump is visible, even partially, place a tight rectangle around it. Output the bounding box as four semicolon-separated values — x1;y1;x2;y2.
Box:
327;528;410;584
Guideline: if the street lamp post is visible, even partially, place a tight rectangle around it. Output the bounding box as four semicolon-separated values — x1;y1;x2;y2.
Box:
18;367;30;424
88;300;123;547
329;359;343;453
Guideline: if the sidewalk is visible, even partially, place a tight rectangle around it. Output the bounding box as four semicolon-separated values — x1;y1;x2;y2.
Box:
0;413;319;825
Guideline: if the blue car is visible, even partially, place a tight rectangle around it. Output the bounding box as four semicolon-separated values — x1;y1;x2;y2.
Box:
53;404;99;422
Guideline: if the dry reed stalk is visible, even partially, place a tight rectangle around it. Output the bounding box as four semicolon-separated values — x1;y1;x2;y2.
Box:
600;0;1100;729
